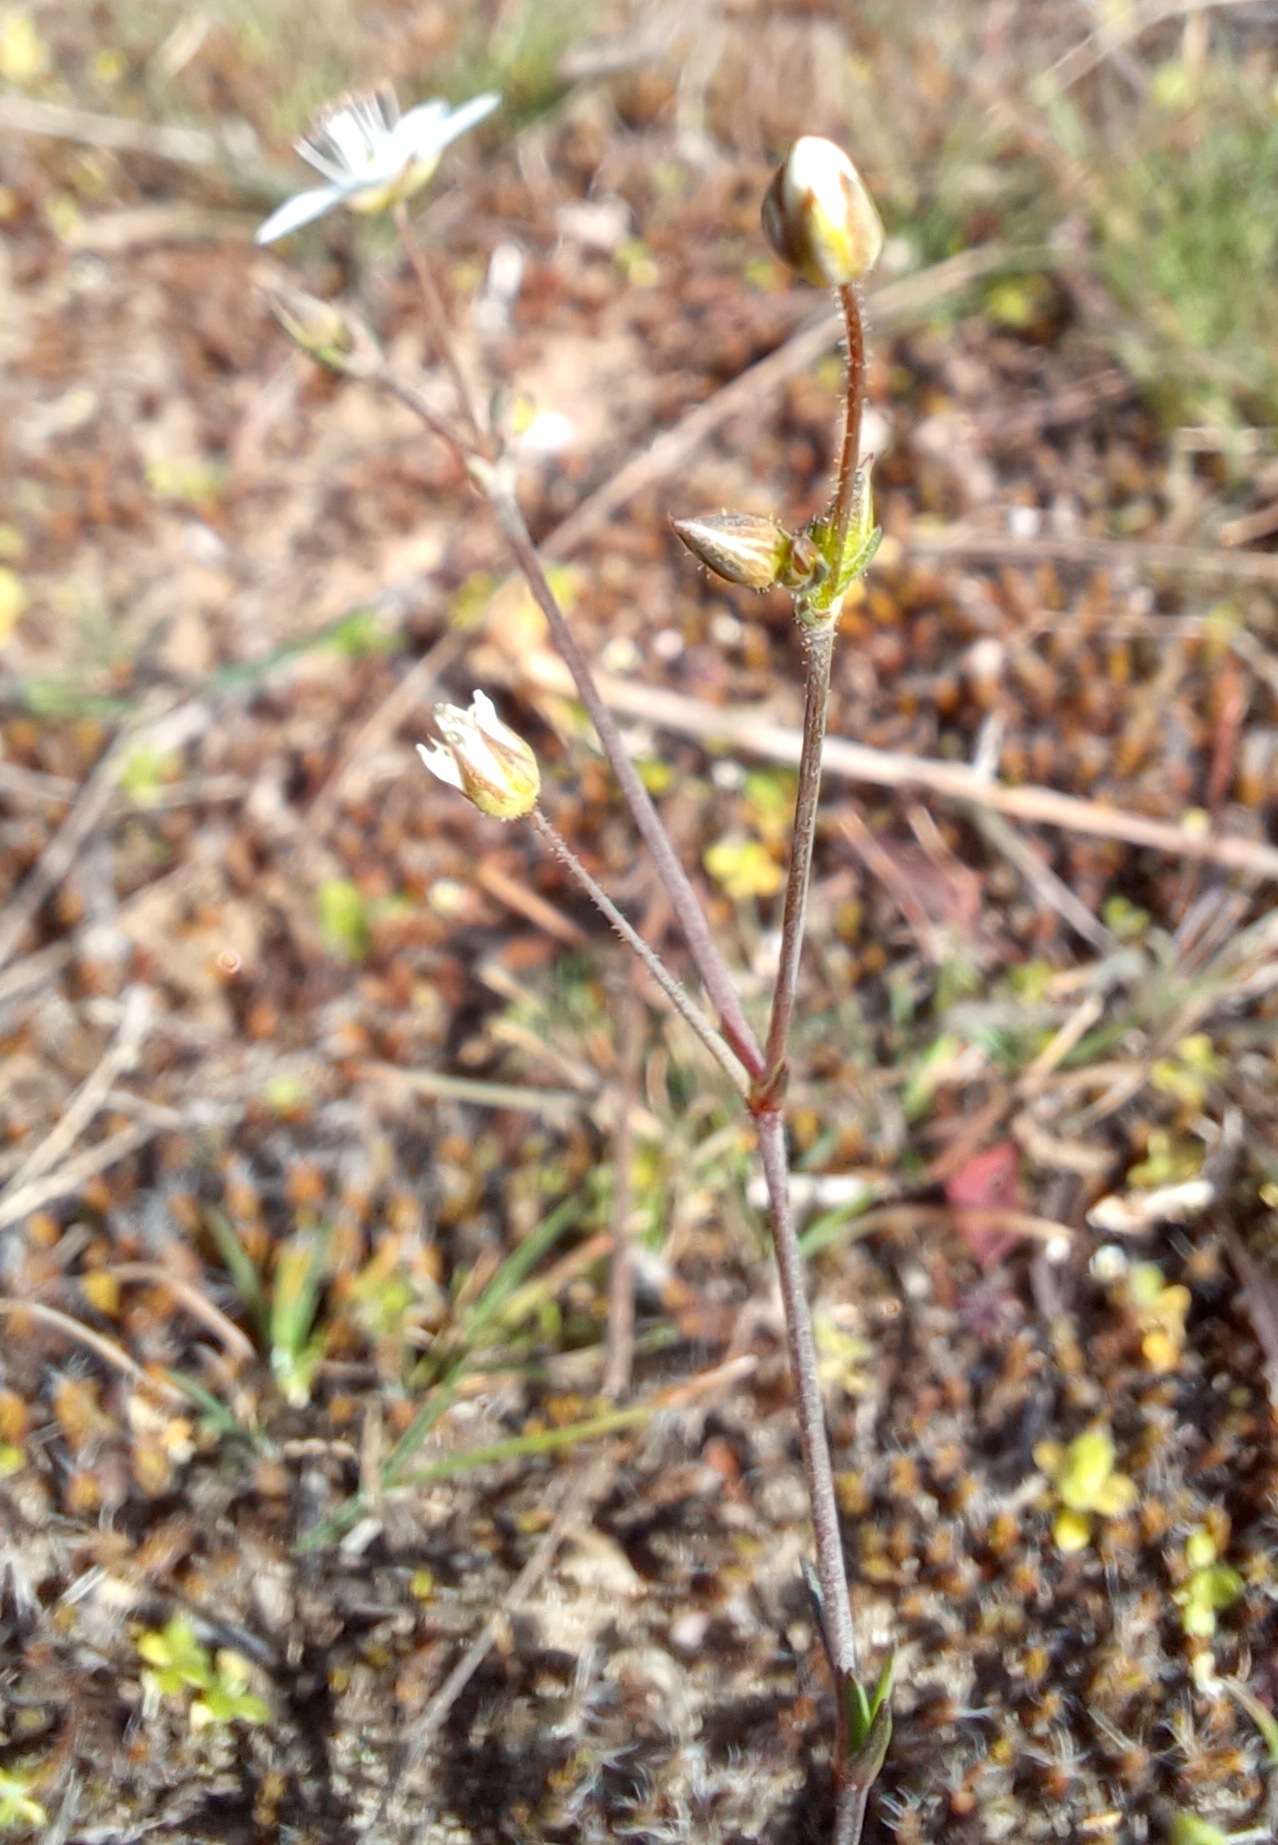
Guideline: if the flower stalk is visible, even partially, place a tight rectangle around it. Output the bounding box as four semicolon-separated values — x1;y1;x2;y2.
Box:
759;281;869;1100
528;810;750;1095
393;200;489;455
268;104;892;1842
482;467;766;1083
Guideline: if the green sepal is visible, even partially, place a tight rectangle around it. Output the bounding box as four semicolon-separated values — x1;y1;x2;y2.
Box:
839;1652;895;1788
794;464;881;628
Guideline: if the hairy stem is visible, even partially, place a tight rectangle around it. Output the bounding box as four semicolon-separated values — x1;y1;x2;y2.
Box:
756;1114;857;1687
830;284;866;561
529;810;749;1094
762;621;835;1089
759;285;866;1098
495;485;765;1081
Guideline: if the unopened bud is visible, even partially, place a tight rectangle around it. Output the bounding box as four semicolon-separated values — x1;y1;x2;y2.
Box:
672;512;823;593
418;690;539;820
261;283;380;375
762;137;883;289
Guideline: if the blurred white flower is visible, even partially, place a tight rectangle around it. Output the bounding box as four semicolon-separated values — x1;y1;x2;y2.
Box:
256;87;499;245
417;690;539;820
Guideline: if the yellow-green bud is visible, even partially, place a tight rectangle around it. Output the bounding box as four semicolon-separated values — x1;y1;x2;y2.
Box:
672;512;823;593
261;283;380;375
418;690;539;820
761;136;884;289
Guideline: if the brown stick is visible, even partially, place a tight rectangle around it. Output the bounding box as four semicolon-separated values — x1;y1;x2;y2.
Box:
570;674;1278;882
907;523;1278;589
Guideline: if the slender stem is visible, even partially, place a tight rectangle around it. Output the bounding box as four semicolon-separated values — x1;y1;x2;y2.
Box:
762;622;835;1089
833;1784;871;1845
759;286;867;1097
529;810;749;1094
376;366;476;458
497;486;765;1081
602;974;640;1400
393;200;489;454
830;284;866;563
755;1114;856;1684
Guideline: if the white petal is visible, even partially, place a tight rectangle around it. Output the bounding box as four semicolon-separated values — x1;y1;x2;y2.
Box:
433;701;475;745
388;99;450;162
396;92;499;165
417;741;463;789
256;184;346;244
473;692;522;751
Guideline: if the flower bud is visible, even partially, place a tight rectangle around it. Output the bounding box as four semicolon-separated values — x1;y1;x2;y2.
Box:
260;283;380;376
417;690;539;820
672;512;823;593
761;136;883;289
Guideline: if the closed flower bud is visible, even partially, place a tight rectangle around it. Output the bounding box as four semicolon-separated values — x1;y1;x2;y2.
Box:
261;283;380;376
418;691;539;820
762;136;883;289
672;512;822;593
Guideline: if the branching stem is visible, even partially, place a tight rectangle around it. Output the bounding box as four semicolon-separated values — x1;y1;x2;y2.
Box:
493;485;764;1082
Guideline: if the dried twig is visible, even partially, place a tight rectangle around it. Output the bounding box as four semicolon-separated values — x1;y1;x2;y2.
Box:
0;90;281;187
0;729;135;973
0;1298;186;1404
0;987;153;1202
105;1264;257;1362
562;674;1278;882
306;631;463;832
0;1123;158;1234
907;522;1278;589
474;858;588;946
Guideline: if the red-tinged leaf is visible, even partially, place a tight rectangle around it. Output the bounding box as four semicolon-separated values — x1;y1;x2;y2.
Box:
945;1142;1026;1266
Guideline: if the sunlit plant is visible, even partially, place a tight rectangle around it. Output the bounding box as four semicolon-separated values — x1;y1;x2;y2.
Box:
137;1613;269;1730
264;101;892;1843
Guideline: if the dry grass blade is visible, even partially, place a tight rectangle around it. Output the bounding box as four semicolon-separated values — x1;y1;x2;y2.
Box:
0;730;135;973
0;987;153;1201
908;523;1278;588
371;1453;614;1840
1221;1226;1278;1407
0;1298;186;1405
0;1122;159;1233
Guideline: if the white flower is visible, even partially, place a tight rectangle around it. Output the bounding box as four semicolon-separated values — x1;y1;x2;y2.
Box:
417;691;539;820
256;87;500;245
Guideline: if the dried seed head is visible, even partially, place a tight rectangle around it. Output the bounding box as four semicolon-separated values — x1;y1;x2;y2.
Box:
672;512;823;592
761;136;884;288
418;690;539;820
